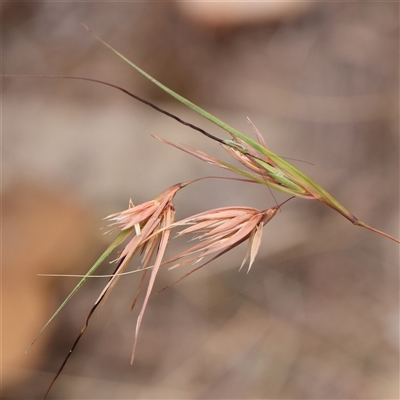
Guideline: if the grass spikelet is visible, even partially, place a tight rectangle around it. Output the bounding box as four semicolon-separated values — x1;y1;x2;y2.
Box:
42;183;187;398
85;27;399;244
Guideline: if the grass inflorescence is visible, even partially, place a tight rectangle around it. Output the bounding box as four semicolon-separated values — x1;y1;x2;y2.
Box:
6;27;398;399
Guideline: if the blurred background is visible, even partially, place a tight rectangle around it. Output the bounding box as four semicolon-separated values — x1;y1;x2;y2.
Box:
3;2;399;399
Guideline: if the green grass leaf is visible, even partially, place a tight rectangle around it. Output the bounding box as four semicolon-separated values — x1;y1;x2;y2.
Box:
28;228;133;351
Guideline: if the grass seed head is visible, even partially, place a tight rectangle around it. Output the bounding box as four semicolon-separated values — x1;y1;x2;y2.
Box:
163;204;281;272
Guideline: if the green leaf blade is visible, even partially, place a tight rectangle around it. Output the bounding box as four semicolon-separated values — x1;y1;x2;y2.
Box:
27;228;133;352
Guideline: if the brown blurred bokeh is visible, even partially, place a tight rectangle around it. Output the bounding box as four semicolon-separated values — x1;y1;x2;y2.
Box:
2;2;399;399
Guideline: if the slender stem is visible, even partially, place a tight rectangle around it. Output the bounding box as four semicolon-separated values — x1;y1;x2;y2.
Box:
355;221;400;244
3;74;225;145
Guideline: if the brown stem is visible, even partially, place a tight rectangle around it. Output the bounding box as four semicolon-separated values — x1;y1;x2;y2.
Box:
44;256;125;399
355;221;400;244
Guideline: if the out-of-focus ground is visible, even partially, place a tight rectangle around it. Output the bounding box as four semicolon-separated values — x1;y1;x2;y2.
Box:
2;2;399;399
